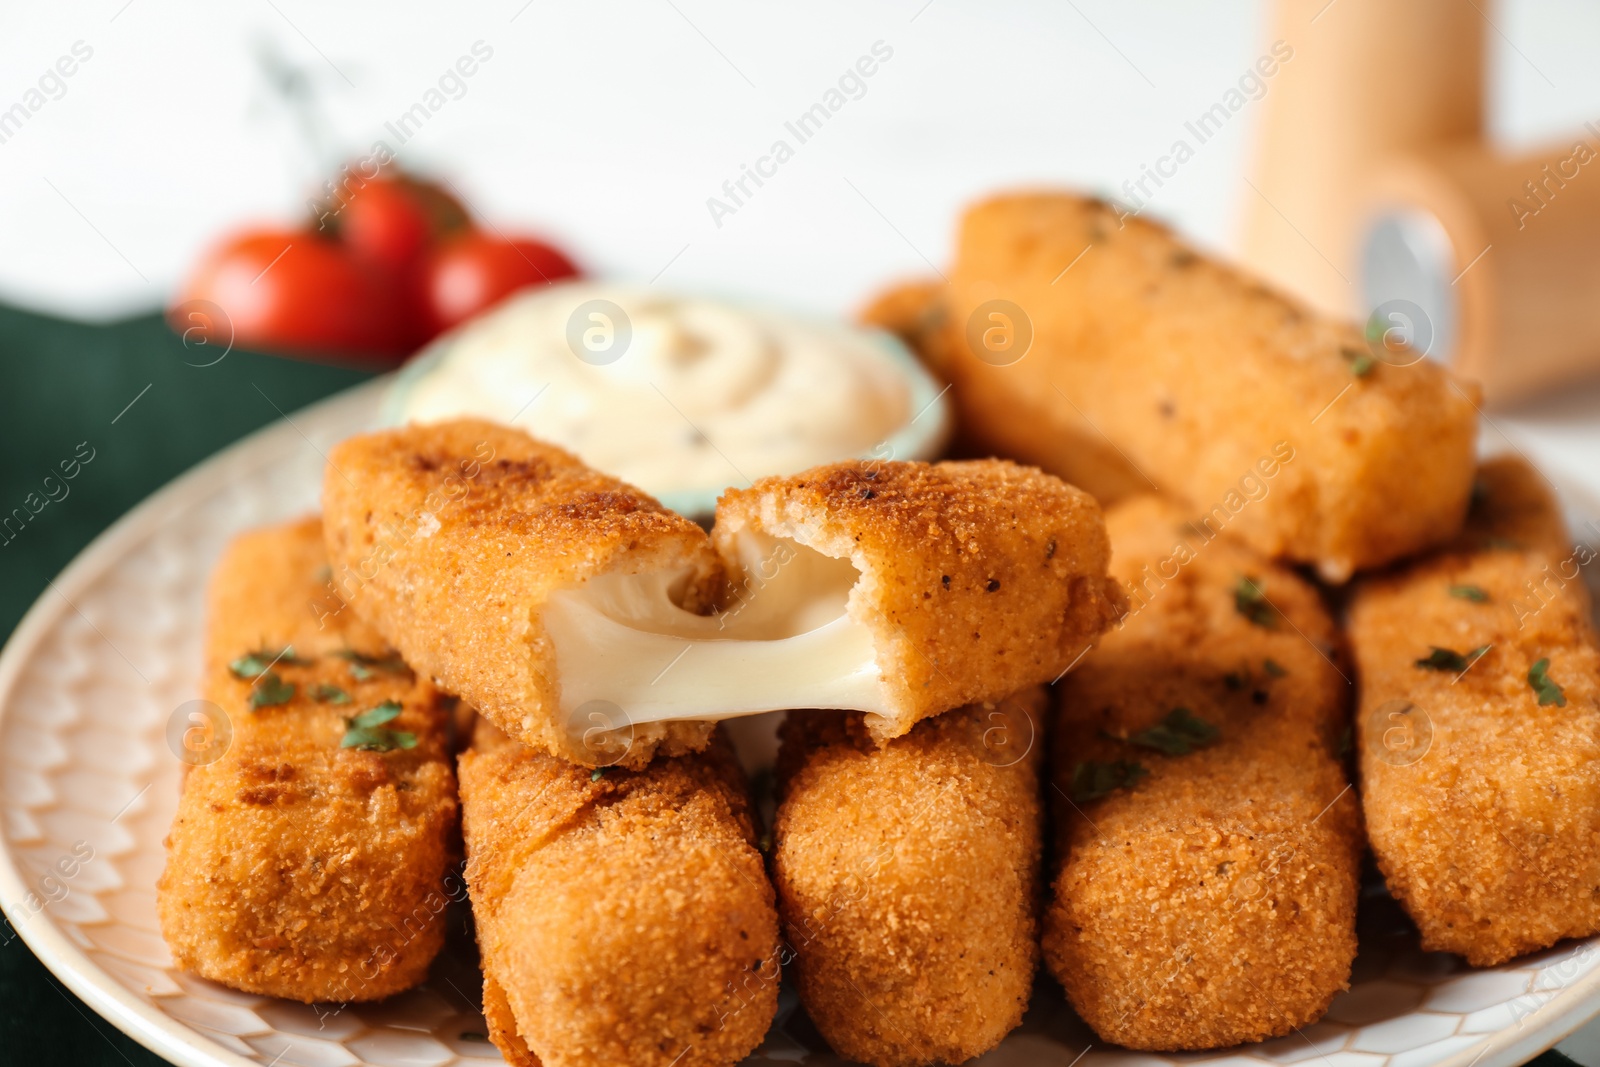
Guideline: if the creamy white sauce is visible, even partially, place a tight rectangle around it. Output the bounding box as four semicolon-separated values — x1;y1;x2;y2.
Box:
400;281;912;499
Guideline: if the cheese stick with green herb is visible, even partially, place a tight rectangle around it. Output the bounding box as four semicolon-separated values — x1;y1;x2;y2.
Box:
938;192;1479;582
158;517;459;1002
1043;496;1359;1050
1349;456;1600;966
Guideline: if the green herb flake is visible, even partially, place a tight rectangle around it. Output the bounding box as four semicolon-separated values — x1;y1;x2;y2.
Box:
249;671;295;710
340;700;417;752
1234;576;1277;629
1263;658;1288;678
1128;708;1220;756
1528;658;1567;707
1414;645;1489;673
590;767;608;782
1342;345;1375;377
1448;584;1489;603
1364;311;1387;348
229;646;304;680
334;648;410;682
1070;759;1149;803
312;683;351;704
757;831;773;852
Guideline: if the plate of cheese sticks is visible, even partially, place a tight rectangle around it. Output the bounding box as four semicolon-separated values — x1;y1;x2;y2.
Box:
2;191;1598;1067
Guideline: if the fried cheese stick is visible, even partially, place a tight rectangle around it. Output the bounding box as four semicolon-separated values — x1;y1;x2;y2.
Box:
323;418;726;769
459;722;779;1067
771;691;1045;1067
1349;456;1600;965
713;459;1125;743
932;192;1480;581
157;517;458;1002
1044;496;1360;1049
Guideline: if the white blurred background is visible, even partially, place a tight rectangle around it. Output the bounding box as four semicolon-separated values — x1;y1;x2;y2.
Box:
4;0;1599;321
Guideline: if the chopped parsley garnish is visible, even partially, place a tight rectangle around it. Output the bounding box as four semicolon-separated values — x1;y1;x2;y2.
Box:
249;671;295;710
1070;759;1148;803
334;648;410;681
1342;345;1375;377
1262;658;1288;678
1129;708;1219;756
229;646;304;680
1414;645;1489;673
1234;576;1277;629
590;767;608;782
757;831;773;852
312;683;351;704
1528;658;1567;707
1448;584;1489;603
340;700;417;752
1364;311;1387;348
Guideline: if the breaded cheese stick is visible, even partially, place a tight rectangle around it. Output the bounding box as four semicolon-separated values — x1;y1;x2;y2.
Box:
858;280;1155;502
1044;496;1360;1050
713;459;1125;742
323;418;726;769
325;423;1125;761
459;722;779;1067
937;192;1479;581
157;517;458;1002
772;691;1045;1067
1349;456;1600;966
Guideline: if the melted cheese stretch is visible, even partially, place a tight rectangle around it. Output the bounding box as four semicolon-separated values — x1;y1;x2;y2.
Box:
541;535;886;736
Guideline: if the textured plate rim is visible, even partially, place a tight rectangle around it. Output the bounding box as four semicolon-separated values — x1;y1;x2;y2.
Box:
0;381;1596;1067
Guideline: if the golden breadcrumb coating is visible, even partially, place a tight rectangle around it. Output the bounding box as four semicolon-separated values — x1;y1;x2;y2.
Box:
322;418;723;769
773;692;1045;1067
933;191;1479;581
459;722;779;1067
714;459;1125;742
1349;457;1600;966
157;517;458;1002
1044;496;1360;1050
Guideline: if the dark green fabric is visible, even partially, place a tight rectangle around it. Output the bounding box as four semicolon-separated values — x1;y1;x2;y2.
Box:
0;303;1583;1065
0;303;370;1066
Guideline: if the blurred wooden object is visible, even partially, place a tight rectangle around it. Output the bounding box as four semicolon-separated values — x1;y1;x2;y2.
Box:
1364;138;1600;406
1239;0;1483;316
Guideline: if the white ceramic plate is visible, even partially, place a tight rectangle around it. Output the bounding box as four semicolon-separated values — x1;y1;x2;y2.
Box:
1;377;1598;1067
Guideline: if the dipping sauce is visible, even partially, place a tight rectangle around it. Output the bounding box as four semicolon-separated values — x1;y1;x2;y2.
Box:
398;281;916;502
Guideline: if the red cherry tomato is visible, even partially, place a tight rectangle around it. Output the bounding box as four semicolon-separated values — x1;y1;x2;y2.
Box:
420;231;580;336
338;174;468;278
171;229;410;362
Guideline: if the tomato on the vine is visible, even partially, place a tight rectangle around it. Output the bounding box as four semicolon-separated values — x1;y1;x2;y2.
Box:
170;229;409;361
419;231;580;336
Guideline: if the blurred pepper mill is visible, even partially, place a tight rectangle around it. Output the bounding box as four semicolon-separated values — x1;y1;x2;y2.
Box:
1242;0;1600;406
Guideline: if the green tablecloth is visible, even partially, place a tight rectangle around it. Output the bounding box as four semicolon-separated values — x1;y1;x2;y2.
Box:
0;302;1583;1067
